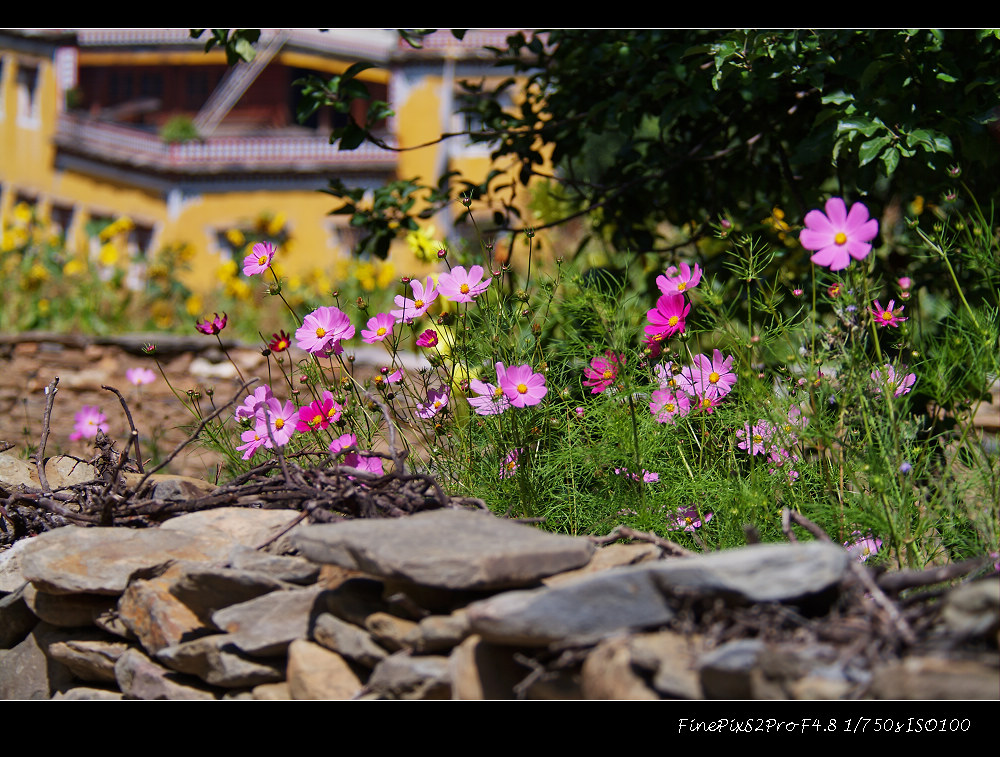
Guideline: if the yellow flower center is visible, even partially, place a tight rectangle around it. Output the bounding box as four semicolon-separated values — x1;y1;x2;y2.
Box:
493;387;505;398
753;434;763;443
377;327;386;336
701;398;712;408
309;414;322;427
881;312;893;322
315;327;326;338
517;383;528;394
834;232;848;245
414;299;424;309
709;371;720;384
460;283;470;294
275;418;285;429
602;370;613;380
668;316;679;326
677;282;687;291
258;255;269;266
665;403;675;412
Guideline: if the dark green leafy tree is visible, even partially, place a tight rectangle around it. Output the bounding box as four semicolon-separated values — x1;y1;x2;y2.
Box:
198;29;1000;259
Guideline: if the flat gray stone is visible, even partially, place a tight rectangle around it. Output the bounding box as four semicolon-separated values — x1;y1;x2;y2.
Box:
156;635;285;688
293;509;595;590
466;542;848;646
115;648;217;700
211;585;327;657
19;526;234;596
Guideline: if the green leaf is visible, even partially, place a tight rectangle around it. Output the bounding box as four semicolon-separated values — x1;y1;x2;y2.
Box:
859;135;891;166
821;90;854;105
936;72;958;83
882;146;900;174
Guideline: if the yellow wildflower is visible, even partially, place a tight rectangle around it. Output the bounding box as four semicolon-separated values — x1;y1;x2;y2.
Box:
225;278;252;301
406;226;442;263
13;203;33;226
151;300;174;329
216;260;238;281
908;195;925;217
266;212;287;237
226;228;246;248
26;263;49;285
185;293;203;317
99;242;120;267
38;299;51;316
63;259;86;276
375;261;396;289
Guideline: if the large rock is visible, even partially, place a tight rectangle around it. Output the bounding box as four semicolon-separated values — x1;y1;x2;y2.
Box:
19;526;234;596
466;542;848;646
293;508;595;591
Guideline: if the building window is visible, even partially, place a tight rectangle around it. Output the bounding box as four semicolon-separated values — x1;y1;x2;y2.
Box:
16;61;41;128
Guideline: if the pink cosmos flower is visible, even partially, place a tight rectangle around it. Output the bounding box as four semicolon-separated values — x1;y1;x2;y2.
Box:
844;531;883;562
70;405;109;441
236;385;274;422
499;363;548;408
416;386;449;419
500;449;521;479
467;378;511;416
654;362;685;393
126;367;155;386
681;350;737;400
361;312;396;344
236;427;266;461
644;294;690;340
329;433;384;475
615;467;660;483
391;276;438;321
736;420;773;456
295;306;355;354
656;262;702;295
583;351;624;394
897;277;913;291
649;389;691;424
871;299;907;328
416;329;439;348
871;365;917;397
296;396;337;433
669;505;713;532
437;265;492;303
243;241;275;276
799;197;879;272
259;397;297;447
195;312;227;335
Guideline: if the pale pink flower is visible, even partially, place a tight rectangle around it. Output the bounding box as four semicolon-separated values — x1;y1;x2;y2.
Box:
656;261;702;295
236;427;266;460
500;449;521;479
243;241;275;276
499;363;547;408
649;389;690;424
236;385;274;422
295;306;355;354
467;378;511;416
681;350;736;400
329;433;384;475
799;197;879;271
844;531;883;562
126;367;156;386
437;265;491;303
391;276;438;320
70;405;109;441
871;365;917;397
416;387;449;419
669;505;713;532
736;421;773;456
361;312;395;344
259;398;297;447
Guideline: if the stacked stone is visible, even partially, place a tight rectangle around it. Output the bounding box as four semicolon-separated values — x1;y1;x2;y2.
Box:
1;507;997;699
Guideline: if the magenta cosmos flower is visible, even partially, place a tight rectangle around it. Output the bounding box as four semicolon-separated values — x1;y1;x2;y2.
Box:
437;265;492;303
416;329;438;348
126;367;155;386
391;276;438;320
195;312;227;335
361;312;396;344
70;405;109;441
296;395;339;433
499;363;548;408
243;241;275;276
644;293;690;340
656;262;702;295
871;299;907;328
799;197;879;272
295;306;355;354
583;351;624;394
329;433;384;475
681;350;737;400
